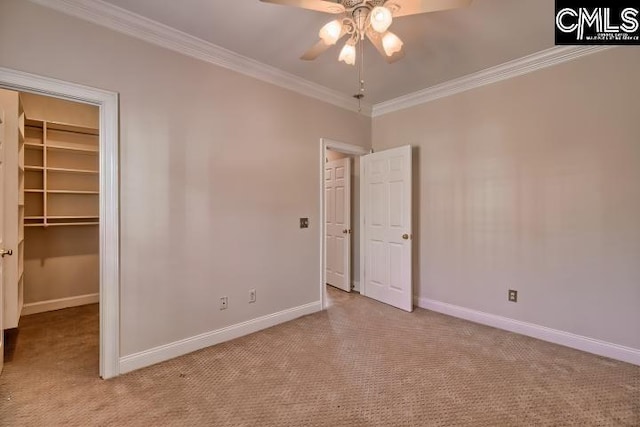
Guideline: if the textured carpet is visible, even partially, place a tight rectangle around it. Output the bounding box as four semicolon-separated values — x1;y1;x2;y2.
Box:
1;288;639;426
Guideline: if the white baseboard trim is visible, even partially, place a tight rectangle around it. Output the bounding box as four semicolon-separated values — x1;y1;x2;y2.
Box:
416;297;640;366
21;293;99;316
119;300;322;374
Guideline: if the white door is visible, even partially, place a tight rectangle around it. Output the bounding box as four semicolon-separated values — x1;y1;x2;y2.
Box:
325;158;351;292
0;108;5;374
362;145;412;312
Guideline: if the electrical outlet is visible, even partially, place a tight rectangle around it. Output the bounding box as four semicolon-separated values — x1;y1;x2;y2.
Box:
249;289;256;303
300;218;309;229
220;296;228;310
508;290;518;303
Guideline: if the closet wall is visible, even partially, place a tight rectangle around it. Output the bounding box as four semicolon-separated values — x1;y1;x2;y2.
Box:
21;93;99;306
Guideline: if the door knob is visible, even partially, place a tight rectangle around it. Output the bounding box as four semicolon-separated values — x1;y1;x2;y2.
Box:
0;249;13;257
343;229;348;234
402;234;410;240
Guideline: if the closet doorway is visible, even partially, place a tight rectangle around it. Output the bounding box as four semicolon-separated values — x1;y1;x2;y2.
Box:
0;68;119;379
0;89;100;371
320;139;368;307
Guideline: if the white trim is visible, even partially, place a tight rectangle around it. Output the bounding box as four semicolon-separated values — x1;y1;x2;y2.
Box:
0;67;121;379
25;1;614;118
372;46;613;117
119;301;322;374
21;293;99;316
417;297;640;366
28;0;370;115
359;159;365;300
319;139;369;309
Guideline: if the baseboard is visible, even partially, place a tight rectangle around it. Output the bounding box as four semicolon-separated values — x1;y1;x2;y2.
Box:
21;293;99;316
416;297;640;366
119;301;322;374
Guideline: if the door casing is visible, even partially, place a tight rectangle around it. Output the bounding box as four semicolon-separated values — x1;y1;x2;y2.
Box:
0;67;120;379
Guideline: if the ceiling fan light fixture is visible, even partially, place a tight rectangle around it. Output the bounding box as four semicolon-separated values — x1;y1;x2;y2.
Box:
370;6;393;33
319;20;343;45
382;31;403;56
338;41;356;66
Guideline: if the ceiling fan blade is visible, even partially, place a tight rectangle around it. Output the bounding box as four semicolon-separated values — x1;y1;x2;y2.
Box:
260;0;345;14
386;0;472;17
366;29;405;64
300;40;332;60
301;26;348;60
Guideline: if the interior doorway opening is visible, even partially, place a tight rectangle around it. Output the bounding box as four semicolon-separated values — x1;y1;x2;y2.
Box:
0;67;120;379
0;88;101;378
320;139;414;313
319;139;369;309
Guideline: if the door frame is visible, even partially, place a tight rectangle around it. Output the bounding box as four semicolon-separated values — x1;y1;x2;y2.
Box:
0;67;120;379
319;138;369;309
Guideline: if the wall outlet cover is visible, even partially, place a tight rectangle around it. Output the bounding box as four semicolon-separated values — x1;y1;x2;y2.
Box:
508;290;518;303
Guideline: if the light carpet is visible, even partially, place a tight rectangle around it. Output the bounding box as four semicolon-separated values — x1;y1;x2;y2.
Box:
1;287;638;426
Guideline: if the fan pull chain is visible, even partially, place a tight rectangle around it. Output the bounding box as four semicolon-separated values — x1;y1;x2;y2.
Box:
355;37;365;113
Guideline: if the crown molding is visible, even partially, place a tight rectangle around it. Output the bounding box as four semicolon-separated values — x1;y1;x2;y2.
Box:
24;1;613;119
28;0;371;115
372;46;613;117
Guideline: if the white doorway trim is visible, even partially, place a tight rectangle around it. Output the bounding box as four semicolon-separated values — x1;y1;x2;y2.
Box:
319;138;369;310
0;67;120;379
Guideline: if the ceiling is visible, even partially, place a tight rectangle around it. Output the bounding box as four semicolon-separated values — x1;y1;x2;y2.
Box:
99;0;555;105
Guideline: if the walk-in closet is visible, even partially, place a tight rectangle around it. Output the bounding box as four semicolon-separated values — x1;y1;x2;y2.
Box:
1;89;99;334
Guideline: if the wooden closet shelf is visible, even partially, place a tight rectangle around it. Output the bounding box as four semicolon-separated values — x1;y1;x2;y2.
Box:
47;167;98;175
25;118;44;128
47;121;98;136
26;222;99;227
47;144;98;153
26;142;97;153
24;119;98;136
25;189;44;193
48;216;99;219
47;190;99;195
25;166;44;171
48;222;99;227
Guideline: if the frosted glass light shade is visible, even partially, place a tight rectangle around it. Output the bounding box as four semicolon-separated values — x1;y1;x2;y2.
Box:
370;6;393;33
339;42;356;65
319;20;343;45
382;32;403;56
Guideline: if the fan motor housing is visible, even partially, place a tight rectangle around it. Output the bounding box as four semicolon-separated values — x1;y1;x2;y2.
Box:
342;0;386;10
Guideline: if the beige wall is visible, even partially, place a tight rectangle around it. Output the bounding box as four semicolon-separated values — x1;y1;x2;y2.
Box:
21;93;100;304
373;47;640;350
0;0;370;356
24;227;99;303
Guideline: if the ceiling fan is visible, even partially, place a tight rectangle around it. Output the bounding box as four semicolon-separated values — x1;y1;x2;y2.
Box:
260;0;472;65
